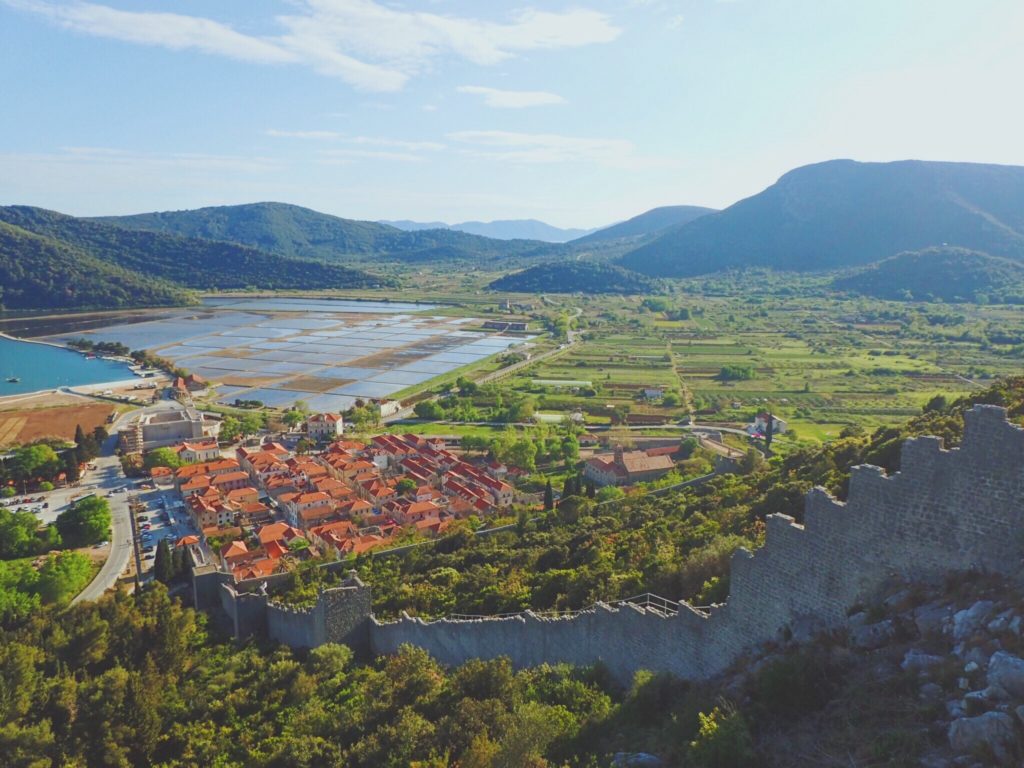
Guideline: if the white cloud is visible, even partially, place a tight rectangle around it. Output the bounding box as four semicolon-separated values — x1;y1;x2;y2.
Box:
5;0;620;92
447;130;646;168
267;130;445;152
320;149;426;163
5;0;296;63
457;85;565;109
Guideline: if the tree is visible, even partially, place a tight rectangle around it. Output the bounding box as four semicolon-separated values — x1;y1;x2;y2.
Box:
283;410;306;429
739;447;765;475
924;394;949;413
414;401;445;420
507;439;537;471
154;540;174;584
596;485;625;502
764;413;774;454
63;450;80;484
663;391;681;407
543;481;554;511
144;448;183;471
11;444;61;491
219;417;241;443
560;436;579;465
397;478;417;496
295;438;312;455
585;479;596;499
56;496;111;547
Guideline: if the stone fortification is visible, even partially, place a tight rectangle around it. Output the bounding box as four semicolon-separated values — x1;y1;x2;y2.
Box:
370;405;1024;682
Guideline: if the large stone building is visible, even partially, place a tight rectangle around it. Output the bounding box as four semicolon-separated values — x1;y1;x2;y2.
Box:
583;447;676;487
119;407;220;452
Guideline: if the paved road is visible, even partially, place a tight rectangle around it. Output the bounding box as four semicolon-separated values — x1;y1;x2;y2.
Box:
70;399;185;603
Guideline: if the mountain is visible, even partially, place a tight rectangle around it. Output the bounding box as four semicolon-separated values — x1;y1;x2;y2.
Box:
0;220;189;310
832;246;1024;303
571;205;716;246
381;218;596;242
379;219;449;232
619;160;1024;277
0;206;391;308
95;202;559;262
487;260;656;294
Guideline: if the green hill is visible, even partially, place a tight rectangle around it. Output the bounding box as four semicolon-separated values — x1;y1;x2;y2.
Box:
571;204;715;246
94;202;560;263
0;206;391;302
0;221;189;310
487;260;656;294
620;160;1024;277
832;246;1024;302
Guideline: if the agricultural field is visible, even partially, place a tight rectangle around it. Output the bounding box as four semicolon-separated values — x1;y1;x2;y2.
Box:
475;280;1024;444
0;400;115;448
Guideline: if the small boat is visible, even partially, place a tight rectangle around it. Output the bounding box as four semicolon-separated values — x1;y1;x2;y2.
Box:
6;376;20;383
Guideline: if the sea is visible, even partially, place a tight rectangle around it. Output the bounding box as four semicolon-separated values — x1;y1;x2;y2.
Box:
0;336;135;396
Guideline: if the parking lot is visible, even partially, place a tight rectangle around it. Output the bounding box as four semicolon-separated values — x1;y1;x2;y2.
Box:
129;484;198;576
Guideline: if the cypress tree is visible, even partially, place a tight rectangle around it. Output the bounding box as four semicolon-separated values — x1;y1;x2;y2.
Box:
586;479;596;499
154;539;174;584
543;480;554;511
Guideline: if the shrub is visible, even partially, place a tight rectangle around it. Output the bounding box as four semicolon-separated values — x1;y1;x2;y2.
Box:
687;703;756;768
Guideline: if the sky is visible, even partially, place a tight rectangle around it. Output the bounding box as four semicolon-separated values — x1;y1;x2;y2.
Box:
2;0;1023;228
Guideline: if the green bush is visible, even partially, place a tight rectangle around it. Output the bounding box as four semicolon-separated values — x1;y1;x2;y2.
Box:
687;703;756;768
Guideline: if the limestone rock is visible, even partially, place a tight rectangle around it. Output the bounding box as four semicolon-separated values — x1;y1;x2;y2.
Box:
948;711;1018;765
988;651;1024;697
612;753;662;767
915;603;953;637
902;649;944;673
850;619;896;650
952;601;995;643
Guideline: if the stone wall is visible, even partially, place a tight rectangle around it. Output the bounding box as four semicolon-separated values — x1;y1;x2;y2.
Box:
370;405;1024;683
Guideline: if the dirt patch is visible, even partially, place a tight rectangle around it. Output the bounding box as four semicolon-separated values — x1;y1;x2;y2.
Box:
218;375;283;387
276;376;355;393
0;403;115;447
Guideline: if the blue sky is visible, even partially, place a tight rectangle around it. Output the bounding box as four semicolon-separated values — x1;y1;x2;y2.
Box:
2;0;1023;227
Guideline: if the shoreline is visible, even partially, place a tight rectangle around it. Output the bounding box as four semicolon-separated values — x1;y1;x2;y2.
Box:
1;335;160;403
0;331;72;351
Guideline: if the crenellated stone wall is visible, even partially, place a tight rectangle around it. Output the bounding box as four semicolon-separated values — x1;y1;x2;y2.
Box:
370;405;1024;683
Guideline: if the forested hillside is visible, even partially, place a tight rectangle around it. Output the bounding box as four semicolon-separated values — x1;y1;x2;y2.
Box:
0;206;391;303
488;261;656;294
833;246;1024;302
94;202;560;263
620;159;1024;276
0;221;189;309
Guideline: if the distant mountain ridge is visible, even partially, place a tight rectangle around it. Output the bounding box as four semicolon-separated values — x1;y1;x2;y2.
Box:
95;202;559;262
0;206;390;310
380;218;596;243
619;160;1024;277
571;205;716;246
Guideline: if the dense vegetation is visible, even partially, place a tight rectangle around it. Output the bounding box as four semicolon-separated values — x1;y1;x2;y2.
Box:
488;261;656;295
0;551;94;622
832;246;1024;302
93;202;560;264
0;221;188;310
356;379;1023;620
0;586;628;767
0;206;391;308
620;159;1024;276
